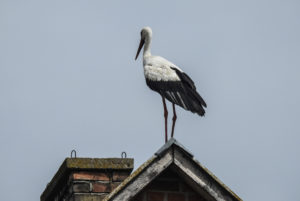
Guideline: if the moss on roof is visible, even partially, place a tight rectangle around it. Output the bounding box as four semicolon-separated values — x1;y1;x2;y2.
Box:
64;158;133;169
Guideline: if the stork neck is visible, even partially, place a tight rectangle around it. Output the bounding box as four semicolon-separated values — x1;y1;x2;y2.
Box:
143;38;151;58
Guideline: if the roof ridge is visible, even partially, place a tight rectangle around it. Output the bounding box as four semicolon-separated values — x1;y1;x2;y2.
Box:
155;137;193;158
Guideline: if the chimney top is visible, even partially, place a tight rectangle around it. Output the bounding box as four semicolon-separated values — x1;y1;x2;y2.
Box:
41;158;134;201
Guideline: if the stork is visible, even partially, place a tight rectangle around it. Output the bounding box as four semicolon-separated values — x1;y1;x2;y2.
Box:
135;27;207;143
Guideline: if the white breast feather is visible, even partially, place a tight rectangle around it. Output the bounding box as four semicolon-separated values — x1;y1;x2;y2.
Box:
143;56;181;82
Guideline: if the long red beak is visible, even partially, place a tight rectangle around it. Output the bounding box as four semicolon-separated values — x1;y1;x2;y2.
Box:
135;38;145;60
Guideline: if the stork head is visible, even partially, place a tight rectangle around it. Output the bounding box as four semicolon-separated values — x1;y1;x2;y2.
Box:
135;27;152;60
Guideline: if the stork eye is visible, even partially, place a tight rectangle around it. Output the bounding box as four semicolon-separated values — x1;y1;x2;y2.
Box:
140;31;143;36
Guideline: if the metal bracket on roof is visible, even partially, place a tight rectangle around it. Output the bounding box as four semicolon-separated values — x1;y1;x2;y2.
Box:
121;152;127;158
70;149;77;158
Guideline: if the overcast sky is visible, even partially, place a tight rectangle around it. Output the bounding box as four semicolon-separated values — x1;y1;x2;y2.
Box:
1;0;300;200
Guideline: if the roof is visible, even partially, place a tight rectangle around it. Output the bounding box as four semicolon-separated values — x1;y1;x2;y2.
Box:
103;138;242;201
41;158;133;201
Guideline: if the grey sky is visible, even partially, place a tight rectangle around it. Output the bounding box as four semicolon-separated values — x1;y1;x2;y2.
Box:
1;0;300;200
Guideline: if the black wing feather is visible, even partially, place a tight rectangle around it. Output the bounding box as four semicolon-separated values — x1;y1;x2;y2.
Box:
146;71;207;116
170;67;196;90
171;67;207;108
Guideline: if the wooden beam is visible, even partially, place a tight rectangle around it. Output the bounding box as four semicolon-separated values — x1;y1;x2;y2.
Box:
110;149;173;201
173;148;241;201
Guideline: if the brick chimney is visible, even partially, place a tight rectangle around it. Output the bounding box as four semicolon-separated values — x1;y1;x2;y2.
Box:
41;158;133;201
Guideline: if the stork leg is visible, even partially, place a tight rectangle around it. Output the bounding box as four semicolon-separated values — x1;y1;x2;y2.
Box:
162;96;168;143
171;103;177;138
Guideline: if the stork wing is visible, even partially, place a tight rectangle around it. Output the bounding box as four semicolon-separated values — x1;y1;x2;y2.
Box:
146;77;206;116
170;67;207;108
170;67;196;90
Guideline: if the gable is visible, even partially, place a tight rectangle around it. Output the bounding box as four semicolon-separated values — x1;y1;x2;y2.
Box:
132;167;207;201
103;139;242;201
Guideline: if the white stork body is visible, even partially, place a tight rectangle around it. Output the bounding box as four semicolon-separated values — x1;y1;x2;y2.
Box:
144;56;181;82
135;27;206;142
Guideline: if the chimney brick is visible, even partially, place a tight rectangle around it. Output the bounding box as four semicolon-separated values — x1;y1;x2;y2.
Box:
72;182;91;193
41;158;133;201
73;172;110;181
92;182;111;193
112;170;131;182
